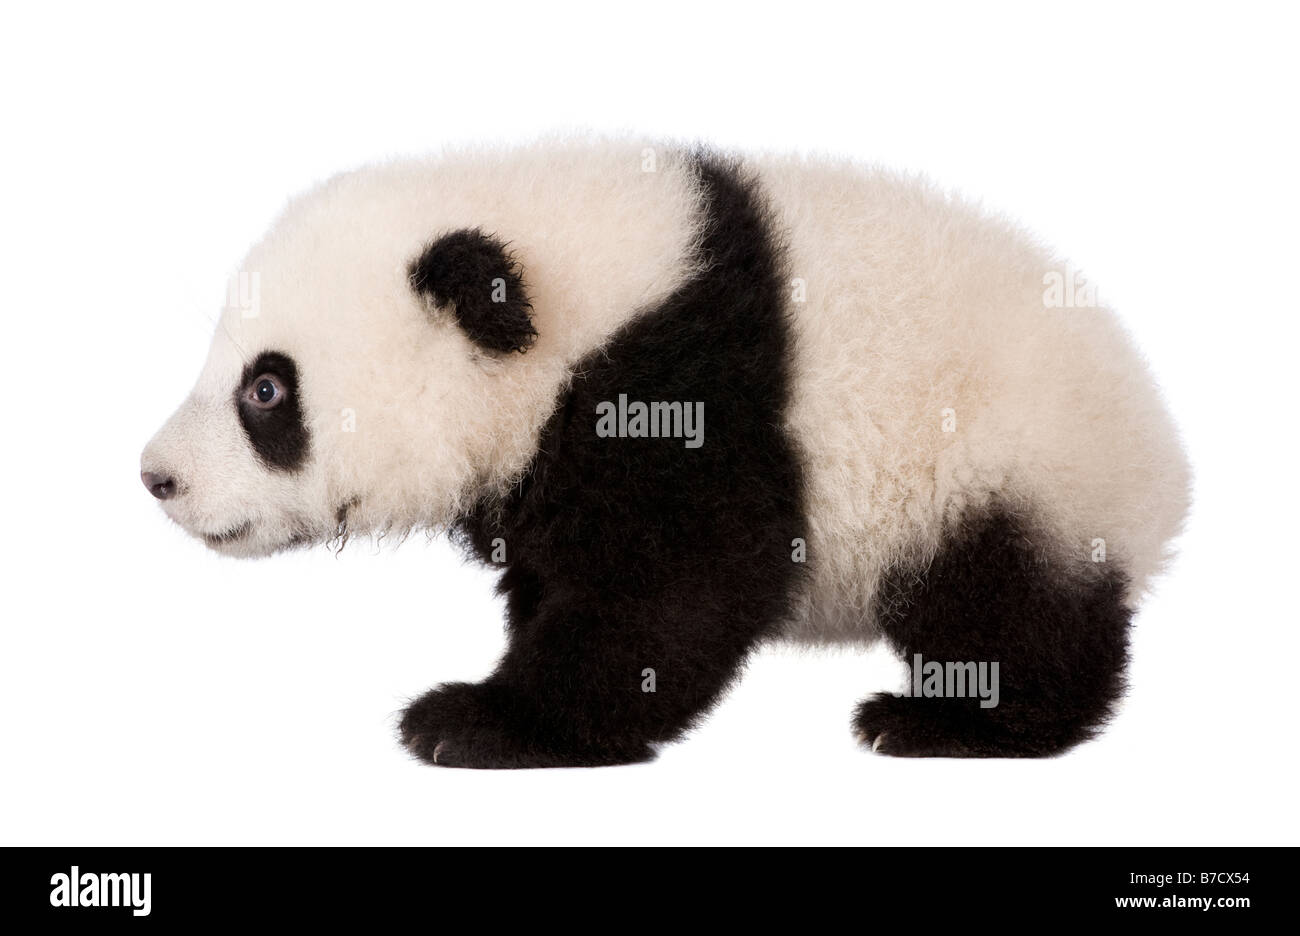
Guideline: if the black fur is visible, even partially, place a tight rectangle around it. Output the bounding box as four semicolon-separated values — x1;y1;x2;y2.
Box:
408;228;536;354
400;152;807;768
856;507;1131;757
236;351;309;471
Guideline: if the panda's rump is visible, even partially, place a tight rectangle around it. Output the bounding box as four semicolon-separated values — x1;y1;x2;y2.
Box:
754;156;1190;642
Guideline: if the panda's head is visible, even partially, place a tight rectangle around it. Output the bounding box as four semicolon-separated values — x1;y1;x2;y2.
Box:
140;177;541;558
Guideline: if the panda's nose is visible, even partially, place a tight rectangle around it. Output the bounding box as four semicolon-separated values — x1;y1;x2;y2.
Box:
141;471;177;500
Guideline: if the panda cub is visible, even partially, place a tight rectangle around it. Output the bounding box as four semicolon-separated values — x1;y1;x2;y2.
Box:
141;139;1189;767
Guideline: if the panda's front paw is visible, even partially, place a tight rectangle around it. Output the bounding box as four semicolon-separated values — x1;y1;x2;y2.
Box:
854;693;984;758
398;681;655;769
399;681;518;768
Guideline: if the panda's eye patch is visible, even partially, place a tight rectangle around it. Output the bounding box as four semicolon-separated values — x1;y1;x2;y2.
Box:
246;374;285;409
235;351;308;471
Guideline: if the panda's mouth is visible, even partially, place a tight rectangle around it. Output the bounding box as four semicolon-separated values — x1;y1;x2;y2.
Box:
202;520;254;546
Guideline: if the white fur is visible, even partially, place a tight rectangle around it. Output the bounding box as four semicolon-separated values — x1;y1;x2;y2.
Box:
143;138;1189;645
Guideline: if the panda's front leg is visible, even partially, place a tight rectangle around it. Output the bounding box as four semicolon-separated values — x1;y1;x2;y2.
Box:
399;583;768;768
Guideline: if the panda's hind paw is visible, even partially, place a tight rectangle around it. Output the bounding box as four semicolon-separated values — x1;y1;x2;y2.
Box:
853;692;1096;758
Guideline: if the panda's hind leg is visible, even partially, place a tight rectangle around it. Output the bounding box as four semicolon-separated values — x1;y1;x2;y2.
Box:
854;507;1131;757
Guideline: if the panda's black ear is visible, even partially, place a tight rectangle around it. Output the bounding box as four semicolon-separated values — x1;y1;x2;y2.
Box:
408;228;537;354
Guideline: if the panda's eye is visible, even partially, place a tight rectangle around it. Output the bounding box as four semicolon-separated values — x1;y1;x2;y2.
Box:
247;374;284;409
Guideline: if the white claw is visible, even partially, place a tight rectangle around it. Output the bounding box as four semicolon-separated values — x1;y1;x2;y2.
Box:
433;740;446;764
872;734;886;753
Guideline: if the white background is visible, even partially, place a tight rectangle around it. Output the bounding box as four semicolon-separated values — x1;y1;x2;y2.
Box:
1;2;1296;845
